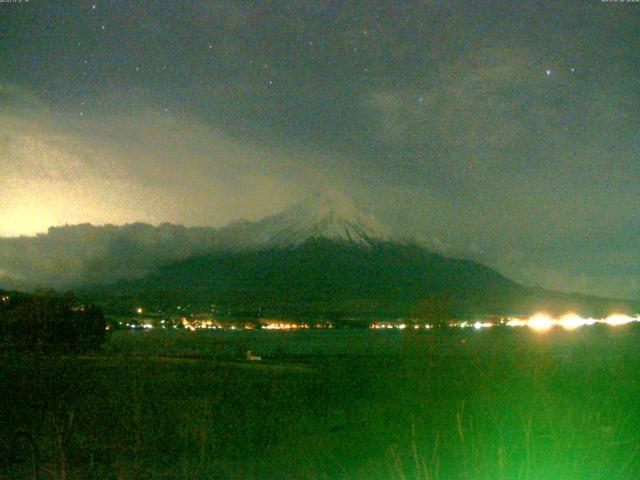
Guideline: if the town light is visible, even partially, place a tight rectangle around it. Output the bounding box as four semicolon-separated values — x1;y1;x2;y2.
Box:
558;313;586;330
527;313;555;332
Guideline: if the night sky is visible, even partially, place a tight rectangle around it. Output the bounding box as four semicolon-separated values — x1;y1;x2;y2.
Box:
1;1;638;298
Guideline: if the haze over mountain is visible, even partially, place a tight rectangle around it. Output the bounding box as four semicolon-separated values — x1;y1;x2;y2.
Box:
217;192;392;249
1;192;637;318
3;1;638;301
0;192;392;290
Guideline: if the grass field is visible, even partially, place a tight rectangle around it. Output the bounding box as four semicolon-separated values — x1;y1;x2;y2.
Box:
2;325;640;479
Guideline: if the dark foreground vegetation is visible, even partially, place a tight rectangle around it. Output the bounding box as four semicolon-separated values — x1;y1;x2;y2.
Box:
1;327;640;479
0;291;106;353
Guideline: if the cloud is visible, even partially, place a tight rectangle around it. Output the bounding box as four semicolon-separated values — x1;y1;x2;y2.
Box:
0;64;638;299
0;222;222;289
361;45;640;298
0;84;342;236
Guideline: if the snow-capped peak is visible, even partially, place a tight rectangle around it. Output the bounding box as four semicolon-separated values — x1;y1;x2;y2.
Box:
217;192;391;249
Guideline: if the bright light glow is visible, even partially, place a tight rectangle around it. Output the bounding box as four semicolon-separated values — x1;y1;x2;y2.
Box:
527;313;555;332
473;321;493;330
605;314;637;326
264;323;294;330
505;313;634;330
506;318;527;327
136;307;143;314
558;313;586;330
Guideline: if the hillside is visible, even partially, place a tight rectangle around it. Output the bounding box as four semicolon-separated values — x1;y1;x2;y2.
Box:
2;193;636;319
86;238;635;319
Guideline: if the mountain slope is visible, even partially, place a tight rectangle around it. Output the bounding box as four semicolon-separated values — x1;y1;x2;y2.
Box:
214;192;391;250
87;236;636;319
0;192;389;289
4;192;637;319
87;239;540;318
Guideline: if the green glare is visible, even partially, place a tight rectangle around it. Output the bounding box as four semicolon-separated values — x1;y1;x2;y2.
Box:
2;325;639;479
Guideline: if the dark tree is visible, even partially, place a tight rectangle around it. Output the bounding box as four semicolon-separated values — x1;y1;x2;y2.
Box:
0;292;107;353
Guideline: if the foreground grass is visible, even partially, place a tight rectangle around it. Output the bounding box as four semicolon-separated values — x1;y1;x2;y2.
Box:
1;327;639;479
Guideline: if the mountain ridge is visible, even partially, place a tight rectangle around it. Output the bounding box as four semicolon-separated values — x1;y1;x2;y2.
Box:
0;193;394;289
2;194;638;318
84;237;637;319
214;191;391;250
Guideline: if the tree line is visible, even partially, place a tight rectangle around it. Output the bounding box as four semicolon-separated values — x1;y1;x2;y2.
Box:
0;290;107;353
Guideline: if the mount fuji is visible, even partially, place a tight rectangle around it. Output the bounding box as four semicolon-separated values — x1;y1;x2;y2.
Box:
81;193;633;319
1;192;634;318
214;191;391;250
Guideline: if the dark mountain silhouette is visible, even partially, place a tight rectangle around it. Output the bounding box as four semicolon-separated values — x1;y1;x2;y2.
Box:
85;238;635;320
2;193;636;319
